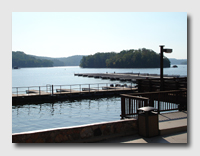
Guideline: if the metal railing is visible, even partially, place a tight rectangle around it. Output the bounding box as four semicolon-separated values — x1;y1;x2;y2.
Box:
12;82;135;97
12;85;53;96
120;89;187;118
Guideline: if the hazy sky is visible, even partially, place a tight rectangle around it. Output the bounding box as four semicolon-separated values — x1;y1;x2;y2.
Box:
12;12;187;59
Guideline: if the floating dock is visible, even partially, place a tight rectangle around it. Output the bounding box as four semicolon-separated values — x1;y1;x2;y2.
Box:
12;72;183;105
12;83;137;104
74;72;181;83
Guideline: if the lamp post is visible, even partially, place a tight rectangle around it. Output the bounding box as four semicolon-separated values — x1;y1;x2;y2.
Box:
160;45;172;91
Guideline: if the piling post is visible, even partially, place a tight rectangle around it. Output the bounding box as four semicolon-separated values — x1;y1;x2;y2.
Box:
39;86;40;95
52;85;54;95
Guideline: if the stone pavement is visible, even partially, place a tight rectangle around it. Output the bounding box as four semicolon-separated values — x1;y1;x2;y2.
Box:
97;111;187;143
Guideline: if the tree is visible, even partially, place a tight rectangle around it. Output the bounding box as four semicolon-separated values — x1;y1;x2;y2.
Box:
12;51;53;68
80;48;171;68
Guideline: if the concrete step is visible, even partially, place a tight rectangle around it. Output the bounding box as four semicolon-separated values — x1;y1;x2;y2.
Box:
159;118;187;135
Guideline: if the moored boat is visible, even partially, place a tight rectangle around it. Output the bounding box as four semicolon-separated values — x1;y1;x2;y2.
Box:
172;65;178;68
13;66;19;69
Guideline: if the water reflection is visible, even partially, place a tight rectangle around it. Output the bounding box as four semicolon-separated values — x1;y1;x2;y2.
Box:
12;97;121;133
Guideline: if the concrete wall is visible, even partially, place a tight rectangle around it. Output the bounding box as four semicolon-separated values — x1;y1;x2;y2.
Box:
12;119;137;143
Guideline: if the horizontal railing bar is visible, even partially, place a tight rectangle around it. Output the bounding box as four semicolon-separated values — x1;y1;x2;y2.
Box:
12;82;134;89
121;89;186;118
12;82;135;96
121;95;149;100
121;89;186;97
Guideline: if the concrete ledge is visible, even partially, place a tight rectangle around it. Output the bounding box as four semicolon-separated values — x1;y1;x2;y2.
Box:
160;126;187;136
12;119;137;143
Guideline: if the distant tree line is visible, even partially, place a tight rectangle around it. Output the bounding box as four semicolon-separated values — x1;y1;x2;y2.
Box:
12;51;53;68
80;48;170;68
32;55;84;66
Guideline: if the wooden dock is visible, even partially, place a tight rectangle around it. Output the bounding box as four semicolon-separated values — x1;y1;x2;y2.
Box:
74;72;181;82
12;83;137;104
12;73;185;104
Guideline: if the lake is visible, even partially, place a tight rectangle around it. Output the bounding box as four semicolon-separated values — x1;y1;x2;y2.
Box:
12;65;187;133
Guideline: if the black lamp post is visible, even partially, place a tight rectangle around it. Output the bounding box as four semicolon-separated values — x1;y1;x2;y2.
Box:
160;45;172;91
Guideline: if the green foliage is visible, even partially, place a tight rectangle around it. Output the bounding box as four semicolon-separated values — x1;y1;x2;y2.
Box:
80;48;170;68
12;51;53;68
80;52;117;68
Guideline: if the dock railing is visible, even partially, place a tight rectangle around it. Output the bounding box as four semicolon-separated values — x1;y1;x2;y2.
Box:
12;82;135;97
12;85;54;97
136;77;187;92
120;89;187;118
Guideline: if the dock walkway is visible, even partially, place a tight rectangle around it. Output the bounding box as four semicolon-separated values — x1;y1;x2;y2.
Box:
98;111;187;143
75;72;181;82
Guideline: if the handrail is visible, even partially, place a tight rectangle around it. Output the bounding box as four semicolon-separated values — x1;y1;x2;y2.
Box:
120;89;187;118
12;82;135;96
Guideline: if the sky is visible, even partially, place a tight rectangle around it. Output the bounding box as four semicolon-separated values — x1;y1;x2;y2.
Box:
12;12;187;59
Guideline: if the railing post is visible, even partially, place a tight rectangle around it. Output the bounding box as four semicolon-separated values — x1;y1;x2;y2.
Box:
144;99;148;107
149;79;152;92
121;96;125;118
89;84;90;92
51;85;53;95
149;98;154;107
39;86;41;95
17;88;18;96
138;80;141;92
129;98;131;115
158;100;160;114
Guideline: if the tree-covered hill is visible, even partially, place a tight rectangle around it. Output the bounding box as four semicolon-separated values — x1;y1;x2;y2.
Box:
56;55;84;66
12;51;53;68
12;51;85;68
80;48;170;68
32;55;84;66
80;52;116;68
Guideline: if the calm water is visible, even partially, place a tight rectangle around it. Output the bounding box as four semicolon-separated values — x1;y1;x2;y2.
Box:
12;65;187;133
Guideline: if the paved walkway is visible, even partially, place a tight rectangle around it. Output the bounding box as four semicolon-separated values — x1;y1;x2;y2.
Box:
98;111;187;143
98;131;187;143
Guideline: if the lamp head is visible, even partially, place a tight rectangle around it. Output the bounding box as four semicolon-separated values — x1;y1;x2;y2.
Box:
163;49;172;53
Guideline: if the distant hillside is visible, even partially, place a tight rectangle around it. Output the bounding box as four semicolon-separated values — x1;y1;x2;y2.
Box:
12;51;53;68
56;55;85;66
169;58;187;65
32;55;85;66
13;51;85;67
